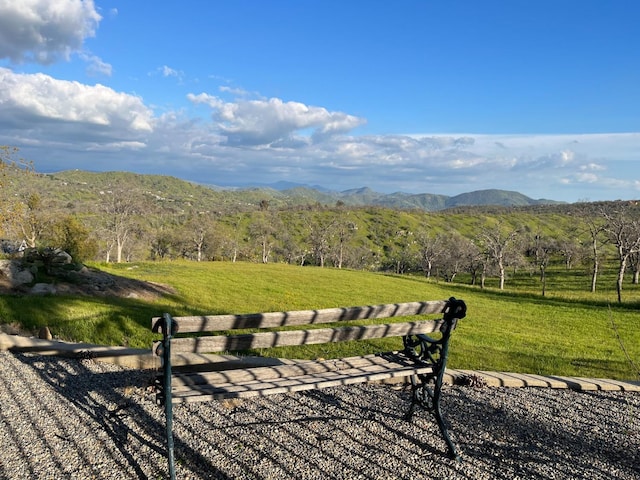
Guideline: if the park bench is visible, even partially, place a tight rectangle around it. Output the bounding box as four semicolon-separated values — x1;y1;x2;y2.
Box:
152;296;467;479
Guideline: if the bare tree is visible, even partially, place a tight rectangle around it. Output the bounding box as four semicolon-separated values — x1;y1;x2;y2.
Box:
601;204;640;303
102;190;141;263
181;212;216;262
415;230;443;278
331;216;358;269
576;206;607;292
528;232;557;296
556;237;581;270
305;213;336;267
465;241;487;287
478;223;521;290
438;232;476;282
249;212;280;263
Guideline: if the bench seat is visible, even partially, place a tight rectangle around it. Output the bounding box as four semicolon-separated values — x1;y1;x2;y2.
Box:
167;352;434;402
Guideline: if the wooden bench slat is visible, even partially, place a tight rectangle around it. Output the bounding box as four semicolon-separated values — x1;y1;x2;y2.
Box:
169;362;434;403
170;353;414;387
152;300;447;333
165;319;444;355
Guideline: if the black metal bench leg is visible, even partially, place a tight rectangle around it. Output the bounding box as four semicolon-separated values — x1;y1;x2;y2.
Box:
404;374;460;461
431;378;460;461
403;375;420;422
160;313;177;480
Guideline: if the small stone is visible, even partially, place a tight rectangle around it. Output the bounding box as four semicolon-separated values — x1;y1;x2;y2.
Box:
30;283;57;295
38;326;53;340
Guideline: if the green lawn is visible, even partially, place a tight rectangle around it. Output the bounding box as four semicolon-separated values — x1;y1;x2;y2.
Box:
1;260;638;381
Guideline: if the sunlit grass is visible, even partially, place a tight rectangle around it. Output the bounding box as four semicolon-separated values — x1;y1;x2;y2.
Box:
1;260;638;380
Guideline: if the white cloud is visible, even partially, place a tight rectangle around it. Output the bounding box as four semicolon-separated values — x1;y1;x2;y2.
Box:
0;68;153;143
188;94;366;146
219;85;256;97
574;172;599;183
160;65;182;78
0;0;101;64
80;52;112;77
0;69;638;202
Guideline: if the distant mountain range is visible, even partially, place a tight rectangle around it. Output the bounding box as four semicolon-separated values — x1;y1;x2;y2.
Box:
14;167;564;212
223;181;564;210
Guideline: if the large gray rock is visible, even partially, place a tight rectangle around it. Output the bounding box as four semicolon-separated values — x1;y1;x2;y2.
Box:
48;249;73;266
0;259;34;287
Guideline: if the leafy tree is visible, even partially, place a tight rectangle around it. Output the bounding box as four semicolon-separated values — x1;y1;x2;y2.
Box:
12;193;52;248
0;146;33;237
148;216;176;260
46;215;98;263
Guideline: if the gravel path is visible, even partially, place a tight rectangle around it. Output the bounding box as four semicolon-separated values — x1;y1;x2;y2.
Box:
0;351;638;480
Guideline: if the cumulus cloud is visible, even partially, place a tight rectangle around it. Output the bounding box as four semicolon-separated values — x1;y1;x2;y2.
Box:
0;68;153;146
188;94;366;146
0;0;102;65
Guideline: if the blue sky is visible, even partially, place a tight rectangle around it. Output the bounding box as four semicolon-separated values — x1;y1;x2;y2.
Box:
1;0;639;202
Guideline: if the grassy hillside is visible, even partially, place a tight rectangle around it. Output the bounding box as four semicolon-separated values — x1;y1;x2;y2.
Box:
1;261;638;381
4;166;561;214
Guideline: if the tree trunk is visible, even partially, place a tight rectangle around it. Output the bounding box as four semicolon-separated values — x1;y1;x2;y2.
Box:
591;258;599;293
590;238;599;293
116;239;124;263
498;259;505;290
616;257;627;303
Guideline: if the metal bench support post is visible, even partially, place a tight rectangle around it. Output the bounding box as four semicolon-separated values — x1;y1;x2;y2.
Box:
161;313;177;480
403;298;465;461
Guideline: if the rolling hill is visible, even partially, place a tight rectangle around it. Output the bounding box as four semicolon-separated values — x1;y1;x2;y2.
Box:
7;166;563;213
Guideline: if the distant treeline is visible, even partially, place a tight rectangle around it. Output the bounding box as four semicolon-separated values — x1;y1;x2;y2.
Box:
2;152;640;302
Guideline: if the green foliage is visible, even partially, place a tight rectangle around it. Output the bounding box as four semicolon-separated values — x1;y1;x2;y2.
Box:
46;215;98;263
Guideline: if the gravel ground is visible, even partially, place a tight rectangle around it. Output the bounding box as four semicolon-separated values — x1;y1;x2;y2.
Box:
0;351;638;480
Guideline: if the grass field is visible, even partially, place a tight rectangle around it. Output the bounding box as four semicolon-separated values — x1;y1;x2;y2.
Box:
1;260;638;381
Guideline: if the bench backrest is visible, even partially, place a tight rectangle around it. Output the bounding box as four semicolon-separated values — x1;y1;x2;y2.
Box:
152;298;466;357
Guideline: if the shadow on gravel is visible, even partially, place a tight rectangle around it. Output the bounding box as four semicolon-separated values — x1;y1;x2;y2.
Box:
2;352;639;479
450;387;640;480
8;353;232;480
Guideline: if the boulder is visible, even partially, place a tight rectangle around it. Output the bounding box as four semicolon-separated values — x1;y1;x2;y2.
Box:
0;259;34;287
30;283;57;295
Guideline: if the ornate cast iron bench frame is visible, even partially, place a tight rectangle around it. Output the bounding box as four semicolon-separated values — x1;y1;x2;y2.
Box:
152;297;467;479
